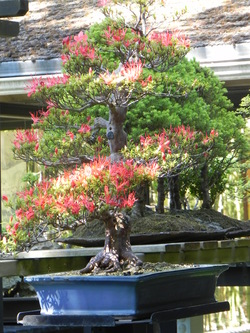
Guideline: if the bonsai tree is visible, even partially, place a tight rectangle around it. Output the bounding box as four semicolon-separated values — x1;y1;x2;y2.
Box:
1;0;192;273
1;0;247;274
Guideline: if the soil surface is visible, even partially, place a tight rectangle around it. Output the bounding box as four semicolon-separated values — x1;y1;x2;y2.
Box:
66;209;250;247
51;262;196;276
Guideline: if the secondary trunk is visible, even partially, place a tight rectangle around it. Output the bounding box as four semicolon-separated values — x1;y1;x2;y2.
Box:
169;174;182;211
132;181;149;217
156;176;165;214
200;162;212;209
80;213;142;273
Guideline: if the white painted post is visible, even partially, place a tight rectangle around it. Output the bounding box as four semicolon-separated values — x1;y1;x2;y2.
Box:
0;279;3;333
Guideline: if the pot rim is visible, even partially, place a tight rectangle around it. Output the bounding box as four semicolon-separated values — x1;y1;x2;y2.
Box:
25;264;228;283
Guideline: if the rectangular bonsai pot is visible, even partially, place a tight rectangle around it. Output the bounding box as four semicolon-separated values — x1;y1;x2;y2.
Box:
25;264;228;318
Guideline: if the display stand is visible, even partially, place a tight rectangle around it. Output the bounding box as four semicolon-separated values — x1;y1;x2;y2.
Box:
12;301;230;333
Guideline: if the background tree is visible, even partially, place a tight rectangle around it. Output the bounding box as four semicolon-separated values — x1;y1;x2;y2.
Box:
124;126;218;212
236;91;250;119
125;59;248;209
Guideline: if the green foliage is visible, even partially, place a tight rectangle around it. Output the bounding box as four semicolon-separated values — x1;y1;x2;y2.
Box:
236;91;250;119
126;58;234;140
22;172;40;187
124;57;248;205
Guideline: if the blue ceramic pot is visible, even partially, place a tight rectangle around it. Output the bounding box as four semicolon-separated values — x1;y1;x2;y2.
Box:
25;264;228;318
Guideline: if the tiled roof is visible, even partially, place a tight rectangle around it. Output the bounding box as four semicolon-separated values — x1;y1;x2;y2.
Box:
0;0;249;62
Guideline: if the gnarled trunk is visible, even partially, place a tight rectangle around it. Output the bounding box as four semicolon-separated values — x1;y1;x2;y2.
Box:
107;105;127;162
82;105;146;273
80;213;142;273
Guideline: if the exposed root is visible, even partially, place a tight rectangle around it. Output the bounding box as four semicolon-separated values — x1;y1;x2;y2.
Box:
120;250;143;269
80;249;143;274
80;250;120;274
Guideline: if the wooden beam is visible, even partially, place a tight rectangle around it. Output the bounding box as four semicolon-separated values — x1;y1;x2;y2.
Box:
0;0;28;18
0;20;19;37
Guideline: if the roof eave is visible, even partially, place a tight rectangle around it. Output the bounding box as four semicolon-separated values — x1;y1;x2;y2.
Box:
0;43;250;102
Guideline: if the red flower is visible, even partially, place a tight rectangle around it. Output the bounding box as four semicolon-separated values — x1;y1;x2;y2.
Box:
30;111;40;124
120;60;143;82
97;0;110;7
13;129;39;150
78;124;91;134
104;26;127;45
14;222;20;231
203;133;209;144
62;36;70;46
99;70;117;85
140;134;153;147
13;141;21;149
141;74;152;87
61;54;70;64
149;30;190;48
74;31;88;43
103;186;118;207
71;202;81;215
122;192;136;208
149;31;173;47
2;195;8;202
210;129;218;137
67;131;74;140
26;207;35;220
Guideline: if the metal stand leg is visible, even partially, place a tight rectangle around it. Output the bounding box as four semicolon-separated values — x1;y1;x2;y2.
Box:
153;320;177;333
84;327;92;333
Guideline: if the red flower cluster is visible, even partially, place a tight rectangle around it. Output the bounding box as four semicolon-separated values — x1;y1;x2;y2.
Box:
28;74;69;97
104;26;129;46
203;129;219;144
99;59;152;87
78;124;91;134
156;130;172;160
120;60;143;82
2;157;158;248
13;129;39;150
97;0;110;6
62;31;97;64
137;126;218;162
149;31;190;48
29;105;52;124
170;125;195;142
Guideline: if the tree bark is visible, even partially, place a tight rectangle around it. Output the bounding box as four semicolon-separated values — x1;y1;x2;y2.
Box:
169;174;182;211
80;213;142;273
107;105;127;162
200;162;212;209
80;105;144;273
131;181;149;217
156;176;165;214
